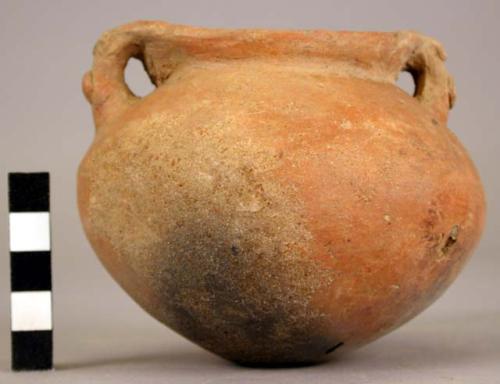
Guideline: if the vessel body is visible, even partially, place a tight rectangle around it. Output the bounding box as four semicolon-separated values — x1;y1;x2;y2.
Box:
79;21;485;364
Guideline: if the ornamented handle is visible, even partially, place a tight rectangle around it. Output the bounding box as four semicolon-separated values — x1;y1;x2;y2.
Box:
82;22;163;129
395;32;456;124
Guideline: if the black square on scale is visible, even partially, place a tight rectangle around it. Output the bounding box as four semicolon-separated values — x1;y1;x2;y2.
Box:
9;173;50;212
11;330;53;371
10;252;52;291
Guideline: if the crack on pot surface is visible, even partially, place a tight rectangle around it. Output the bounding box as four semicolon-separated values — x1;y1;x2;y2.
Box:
325;342;344;354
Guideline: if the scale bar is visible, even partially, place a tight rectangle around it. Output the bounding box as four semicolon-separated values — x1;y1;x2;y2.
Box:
9;172;53;371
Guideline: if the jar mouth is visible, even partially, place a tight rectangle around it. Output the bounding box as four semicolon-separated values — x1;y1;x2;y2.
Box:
142;21;400;63
88;21;454;124
131;21;408;85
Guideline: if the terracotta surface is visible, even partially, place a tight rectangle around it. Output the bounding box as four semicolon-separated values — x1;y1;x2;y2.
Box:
79;21;485;365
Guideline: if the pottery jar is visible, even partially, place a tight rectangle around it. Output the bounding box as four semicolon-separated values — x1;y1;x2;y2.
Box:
79;21;485;365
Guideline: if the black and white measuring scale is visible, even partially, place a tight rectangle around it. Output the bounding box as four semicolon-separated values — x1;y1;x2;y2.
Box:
8;172;53;371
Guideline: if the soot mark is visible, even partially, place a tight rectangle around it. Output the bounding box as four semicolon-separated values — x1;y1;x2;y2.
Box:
325;342;344;354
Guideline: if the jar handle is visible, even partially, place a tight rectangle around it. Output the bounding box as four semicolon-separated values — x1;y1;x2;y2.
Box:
395;32;456;124
82;22;163;129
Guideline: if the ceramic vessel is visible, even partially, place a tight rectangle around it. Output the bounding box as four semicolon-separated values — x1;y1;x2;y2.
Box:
79;21;485;365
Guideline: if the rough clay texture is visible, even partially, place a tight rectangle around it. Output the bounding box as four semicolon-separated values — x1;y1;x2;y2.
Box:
79;21;485;365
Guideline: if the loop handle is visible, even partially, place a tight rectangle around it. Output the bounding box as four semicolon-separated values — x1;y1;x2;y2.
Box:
82;22;163;129
395;32;456;124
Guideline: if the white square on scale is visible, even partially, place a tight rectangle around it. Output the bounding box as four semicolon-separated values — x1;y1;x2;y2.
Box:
11;291;53;331
9;212;51;252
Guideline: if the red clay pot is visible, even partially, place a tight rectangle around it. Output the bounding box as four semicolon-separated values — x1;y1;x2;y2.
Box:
79;21;485;365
